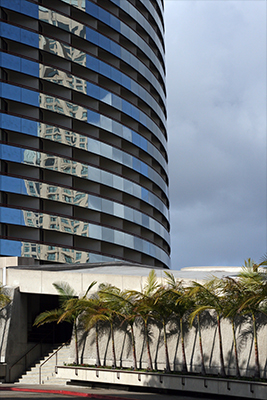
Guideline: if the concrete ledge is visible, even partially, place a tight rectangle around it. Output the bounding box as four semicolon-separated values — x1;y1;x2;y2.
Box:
57;366;267;399
0;364;7;378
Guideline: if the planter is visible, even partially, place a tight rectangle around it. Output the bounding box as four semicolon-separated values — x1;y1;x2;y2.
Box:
57;366;267;399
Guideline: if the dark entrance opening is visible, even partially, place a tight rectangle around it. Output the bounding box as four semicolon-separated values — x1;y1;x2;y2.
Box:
27;293;72;344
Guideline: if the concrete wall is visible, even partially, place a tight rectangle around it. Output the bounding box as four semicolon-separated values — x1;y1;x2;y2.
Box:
0;286;14;381
0;287;29;381
0;287;52;382
69;313;267;378
3;264;267;379
6;268;171;296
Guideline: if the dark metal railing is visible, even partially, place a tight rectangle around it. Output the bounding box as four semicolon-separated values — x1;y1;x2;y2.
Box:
39;340;70;384
8;331;53;382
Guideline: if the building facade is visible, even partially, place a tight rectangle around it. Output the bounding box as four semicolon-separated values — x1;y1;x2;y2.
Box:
0;0;170;268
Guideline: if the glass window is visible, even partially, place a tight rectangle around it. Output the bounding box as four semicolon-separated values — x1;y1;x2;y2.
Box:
102;227;114;242
64;255;72;263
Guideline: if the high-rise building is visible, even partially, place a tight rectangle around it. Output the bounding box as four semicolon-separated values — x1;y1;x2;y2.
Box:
0;0;170;268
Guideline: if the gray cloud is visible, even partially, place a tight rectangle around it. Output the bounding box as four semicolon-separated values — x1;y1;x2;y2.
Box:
165;1;266;269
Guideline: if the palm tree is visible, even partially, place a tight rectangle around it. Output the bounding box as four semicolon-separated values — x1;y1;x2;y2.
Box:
98;284;122;368
190;278;226;377
237;261;267;378
152;282;173;372
34;281;96;364
165;272;193;373
119;291;139;370
79;296;109;367
127;269;160;370
219;277;243;378
99;289;139;370
187;284;206;375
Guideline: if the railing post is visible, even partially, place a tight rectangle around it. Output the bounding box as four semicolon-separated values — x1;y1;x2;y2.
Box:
38;341;69;385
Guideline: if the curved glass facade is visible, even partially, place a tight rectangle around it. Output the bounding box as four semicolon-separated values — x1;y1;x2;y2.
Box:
0;0;170;268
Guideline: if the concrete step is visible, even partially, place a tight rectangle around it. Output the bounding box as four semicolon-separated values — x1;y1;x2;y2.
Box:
18;344;70;385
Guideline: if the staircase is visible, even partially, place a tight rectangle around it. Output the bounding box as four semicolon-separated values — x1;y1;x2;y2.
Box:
17;344;71;385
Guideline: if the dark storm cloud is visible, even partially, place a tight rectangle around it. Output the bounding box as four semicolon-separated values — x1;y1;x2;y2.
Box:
165;1;266;269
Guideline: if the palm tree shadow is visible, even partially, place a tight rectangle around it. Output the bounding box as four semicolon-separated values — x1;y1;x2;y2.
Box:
189;326;197;372
237;316;255;376
138;334;145;370
153;322;162;371
92;319;110;367
117;321;128;368
222;314;245;376
86;320;107;366
137;317;154;370
170;320;180;371
208;325;217;371
79;329;87;364
193;310;216;373
170;317;197;372
257;314;267;378
237;313;267;377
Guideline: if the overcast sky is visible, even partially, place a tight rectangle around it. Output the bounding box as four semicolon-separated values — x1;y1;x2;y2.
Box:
164;1;266;269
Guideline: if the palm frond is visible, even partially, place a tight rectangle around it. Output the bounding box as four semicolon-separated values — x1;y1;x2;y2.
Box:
144;270;159;296
53;282;77;306
190;305;213;324
84;281;97;298
164;271;176;288
33;309;63;326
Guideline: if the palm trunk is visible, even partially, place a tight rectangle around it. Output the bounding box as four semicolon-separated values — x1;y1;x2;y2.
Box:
217;314;226;377
74;320;79;365
95;322;101;367
144;319;153;370
197;314;206;375
163;319;171;372
180;317;187;373
130;322;137;370
252;312;260;378
231;318;240;378
110;321;116;368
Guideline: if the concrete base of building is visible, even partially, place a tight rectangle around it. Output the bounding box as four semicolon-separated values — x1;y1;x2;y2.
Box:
57;366;267;399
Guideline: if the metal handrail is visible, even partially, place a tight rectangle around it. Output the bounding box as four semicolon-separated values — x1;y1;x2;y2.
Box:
39;340;70;384
8;331;52;382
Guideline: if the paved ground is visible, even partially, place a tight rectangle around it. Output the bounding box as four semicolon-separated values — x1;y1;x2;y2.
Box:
0;384;206;400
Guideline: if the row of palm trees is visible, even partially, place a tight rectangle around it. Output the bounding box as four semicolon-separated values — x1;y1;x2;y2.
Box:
34;258;267;378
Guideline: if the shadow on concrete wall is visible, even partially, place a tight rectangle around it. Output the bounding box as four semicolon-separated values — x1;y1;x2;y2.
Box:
74;311;267;378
